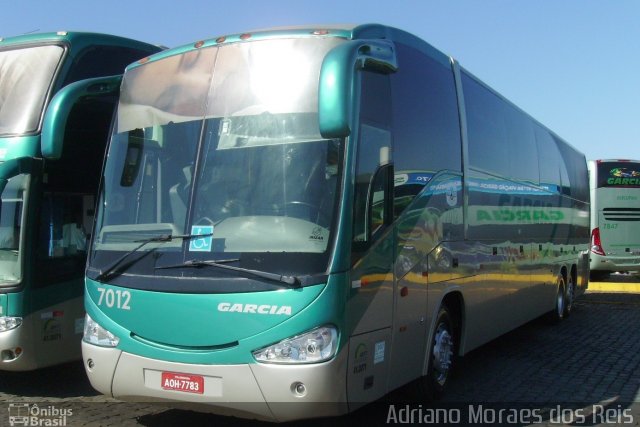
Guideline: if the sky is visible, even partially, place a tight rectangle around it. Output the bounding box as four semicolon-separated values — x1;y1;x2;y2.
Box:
2;0;639;162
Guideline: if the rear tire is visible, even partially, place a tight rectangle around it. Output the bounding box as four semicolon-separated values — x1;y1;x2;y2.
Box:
548;276;566;324
564;273;575;317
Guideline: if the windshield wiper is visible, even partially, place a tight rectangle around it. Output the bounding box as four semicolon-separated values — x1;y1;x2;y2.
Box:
94;233;213;283
155;259;302;288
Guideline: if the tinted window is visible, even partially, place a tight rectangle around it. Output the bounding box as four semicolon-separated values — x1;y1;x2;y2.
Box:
463;72;508;176
503;104;538;182
359;71;392;128
535;125;562;189
391;43;461;215
353;72;392;248
556;137;588;201
63;46;153;86
463;72;540;183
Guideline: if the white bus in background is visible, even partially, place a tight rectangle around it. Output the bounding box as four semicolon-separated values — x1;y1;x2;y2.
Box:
588;159;640;280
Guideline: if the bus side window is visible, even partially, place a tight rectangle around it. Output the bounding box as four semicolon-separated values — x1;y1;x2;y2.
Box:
62;46;157;87
38;194;87;258
390;43;462;218
352;71;392;262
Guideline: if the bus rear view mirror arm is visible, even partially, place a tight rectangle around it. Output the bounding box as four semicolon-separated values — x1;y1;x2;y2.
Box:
319;40;397;139
41;75;123;160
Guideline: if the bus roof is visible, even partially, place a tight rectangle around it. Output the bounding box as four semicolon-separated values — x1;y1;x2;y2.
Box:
594;159;640;163
126;23;451;71
0;31;160;53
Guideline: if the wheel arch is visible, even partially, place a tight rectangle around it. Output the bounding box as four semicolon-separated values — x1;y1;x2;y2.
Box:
419;289;465;398
440;291;464;356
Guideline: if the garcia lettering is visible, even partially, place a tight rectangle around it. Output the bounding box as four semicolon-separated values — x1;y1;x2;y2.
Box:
217;302;292;316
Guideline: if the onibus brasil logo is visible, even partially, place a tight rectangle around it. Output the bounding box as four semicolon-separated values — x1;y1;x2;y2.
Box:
8;403;72;426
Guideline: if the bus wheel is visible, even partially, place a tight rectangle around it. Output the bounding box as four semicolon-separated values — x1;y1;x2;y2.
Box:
426;305;455;399
549;276;566;323
564;274;575;317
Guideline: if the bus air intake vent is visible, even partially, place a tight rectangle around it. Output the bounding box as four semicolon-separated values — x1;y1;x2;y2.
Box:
603;208;640;222
130;332;239;352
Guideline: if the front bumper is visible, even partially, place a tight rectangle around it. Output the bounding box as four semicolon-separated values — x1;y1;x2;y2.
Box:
82;342;348;422
0;322;37;371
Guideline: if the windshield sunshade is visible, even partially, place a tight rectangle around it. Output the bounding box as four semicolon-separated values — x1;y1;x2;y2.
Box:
0;45;64;135
90;37;344;287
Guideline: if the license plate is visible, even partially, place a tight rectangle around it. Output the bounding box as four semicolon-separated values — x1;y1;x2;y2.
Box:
161;372;204;394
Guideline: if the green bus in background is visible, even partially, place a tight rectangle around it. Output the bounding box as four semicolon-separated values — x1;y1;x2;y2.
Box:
82;24;589;421
0;31;161;371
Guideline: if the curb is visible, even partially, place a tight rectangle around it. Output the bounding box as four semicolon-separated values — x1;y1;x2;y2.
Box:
587;282;640;293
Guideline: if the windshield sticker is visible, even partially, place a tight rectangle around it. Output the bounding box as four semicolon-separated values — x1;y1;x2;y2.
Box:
189;225;214;252
353;343;368;375
309;226;325;243
374;341;385;364
42;316;63;342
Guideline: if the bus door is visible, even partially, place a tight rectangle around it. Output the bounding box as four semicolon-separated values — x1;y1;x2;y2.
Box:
390;174;460;391
346;70;395;406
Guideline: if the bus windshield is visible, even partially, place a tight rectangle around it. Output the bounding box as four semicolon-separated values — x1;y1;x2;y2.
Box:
88;37;344;288
0;174;28;285
0;45;64;135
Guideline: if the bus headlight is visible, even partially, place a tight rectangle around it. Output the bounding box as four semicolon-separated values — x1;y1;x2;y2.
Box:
0;316;22;332
252;325;338;364
83;314;119;347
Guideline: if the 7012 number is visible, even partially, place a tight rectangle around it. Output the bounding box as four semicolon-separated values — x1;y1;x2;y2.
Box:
96;287;131;310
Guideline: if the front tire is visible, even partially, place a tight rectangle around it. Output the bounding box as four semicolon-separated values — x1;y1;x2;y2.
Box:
425;305;455;399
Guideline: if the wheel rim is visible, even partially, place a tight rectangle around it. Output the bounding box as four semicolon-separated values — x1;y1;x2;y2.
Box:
432;323;453;386
565;276;574;313
556;279;565;318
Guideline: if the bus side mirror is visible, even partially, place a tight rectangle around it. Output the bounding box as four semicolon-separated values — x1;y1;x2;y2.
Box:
41;75;122;160
318;40;397;139
119;129;145;187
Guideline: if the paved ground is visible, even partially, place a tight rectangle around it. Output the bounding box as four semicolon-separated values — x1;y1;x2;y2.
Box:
2;276;640;426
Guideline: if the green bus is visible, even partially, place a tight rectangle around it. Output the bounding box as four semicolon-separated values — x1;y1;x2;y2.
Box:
0;31;161;371
82;24;589;421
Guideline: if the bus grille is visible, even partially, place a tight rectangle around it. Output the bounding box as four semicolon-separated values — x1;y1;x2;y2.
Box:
130;332;239;351
603;208;640;221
